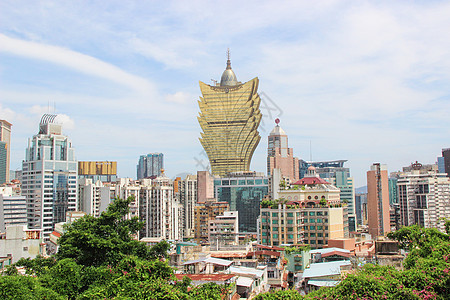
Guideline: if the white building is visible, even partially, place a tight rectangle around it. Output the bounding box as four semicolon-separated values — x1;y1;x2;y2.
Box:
179;174;197;238
0;225;45;263
209;211;239;248
78;178;115;217
139;176;182;241
21;114;78;241
397;165;450;232
0;194;27;232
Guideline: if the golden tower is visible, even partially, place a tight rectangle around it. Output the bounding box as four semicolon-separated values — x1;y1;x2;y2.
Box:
198;51;262;176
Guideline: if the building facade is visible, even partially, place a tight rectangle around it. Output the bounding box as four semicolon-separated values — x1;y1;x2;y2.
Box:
267;120;299;183
214;172;269;233
21;114;78;240
179;174;197;238
0;194;27;232
397;162;450;232
78;178;115;217
194;200;229;244
441;148;450;177
136;153;164;179
367;163;390;238
0;120;12;184
198;54;262;176
139;176;182;241
208;211;239;249
78;161;117;182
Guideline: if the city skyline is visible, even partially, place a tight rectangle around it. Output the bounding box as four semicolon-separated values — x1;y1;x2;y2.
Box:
1;1;450;187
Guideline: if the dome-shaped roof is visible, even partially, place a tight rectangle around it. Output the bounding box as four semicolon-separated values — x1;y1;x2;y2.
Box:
307;166;316;171
220;58;238;86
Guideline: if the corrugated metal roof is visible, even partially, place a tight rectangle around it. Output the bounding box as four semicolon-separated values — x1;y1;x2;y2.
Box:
308;280;340;287
229;266;265;278
310;247;350;254
182;257;233;266
236;276;253;287
303;261;351;278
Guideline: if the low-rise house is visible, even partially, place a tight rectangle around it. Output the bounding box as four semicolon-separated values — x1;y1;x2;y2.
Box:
310;247;351;263
302;260;351;292
0;225;45;263
183;257;233;274
227;265;269;299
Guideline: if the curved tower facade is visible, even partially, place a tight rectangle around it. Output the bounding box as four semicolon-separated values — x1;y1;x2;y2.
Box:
198;54;262;176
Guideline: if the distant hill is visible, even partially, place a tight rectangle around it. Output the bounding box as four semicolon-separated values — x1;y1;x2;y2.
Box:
355;185;367;194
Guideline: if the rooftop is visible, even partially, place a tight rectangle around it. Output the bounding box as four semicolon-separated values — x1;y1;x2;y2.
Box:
303;260;351;279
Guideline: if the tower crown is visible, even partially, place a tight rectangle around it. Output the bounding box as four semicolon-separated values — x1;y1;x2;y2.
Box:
220;49;238;86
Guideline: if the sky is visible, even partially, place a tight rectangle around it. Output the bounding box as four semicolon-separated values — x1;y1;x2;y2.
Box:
1;0;450;188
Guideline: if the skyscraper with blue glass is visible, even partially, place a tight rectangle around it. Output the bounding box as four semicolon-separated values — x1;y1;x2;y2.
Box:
137;153;164;179
21;114;78;241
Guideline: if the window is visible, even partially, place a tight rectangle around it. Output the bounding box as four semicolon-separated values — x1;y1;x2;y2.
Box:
272;227;278;231
272;219;278;224
288;234;294;239
309;219;315;223
262;239;267;243
287;212;294;217
287;227;293;232
273;234;278;239
272;212;278;217
317;219;322;223
310;226;315;230
304;233;308;237
287;219;293;224
310;233;316;237
317;226;323;230
261;218;267;223
262;232;267;236
309;211;315;216
317;233;323;237
318;240;324;244
310;240;316;244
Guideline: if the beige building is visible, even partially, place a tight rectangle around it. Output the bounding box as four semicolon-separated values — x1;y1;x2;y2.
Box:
194;200;229;244
198;52;262;176
267;120;299;183
260;167;347;248
0;120;12;184
0;225;45;263
209;211;239;248
367;163;390;238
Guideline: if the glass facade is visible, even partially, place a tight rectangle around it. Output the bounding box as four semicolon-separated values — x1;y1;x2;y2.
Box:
215;175;268;233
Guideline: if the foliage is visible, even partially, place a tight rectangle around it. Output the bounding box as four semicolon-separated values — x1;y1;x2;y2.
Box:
56;196;170;267
319;199;327;207
284;245;311;255
254;289;304;299
0;275;65;300
188;282;232;300
14;255;57;276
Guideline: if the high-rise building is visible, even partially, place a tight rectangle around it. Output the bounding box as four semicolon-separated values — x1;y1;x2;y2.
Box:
397;162;450;232
194;200;229;244
197;52;262;176
267;119;299;183
139;176;182;240
442;148;450;177
179;174;197;238
21;114;78;240
0;120;12;184
214;172;269;233
197;170;214;203
78;178;115;217
388;177;398;205
367;163;390;238
0;193;27;232
136;153;163;179
78;161;117;182
355;193;368;226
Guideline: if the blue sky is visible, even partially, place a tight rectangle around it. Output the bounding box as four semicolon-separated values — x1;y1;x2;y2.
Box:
1;0;450;187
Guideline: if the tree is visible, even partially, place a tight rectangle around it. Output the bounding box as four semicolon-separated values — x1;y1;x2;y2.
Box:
56;196;169;266
0;275;64;300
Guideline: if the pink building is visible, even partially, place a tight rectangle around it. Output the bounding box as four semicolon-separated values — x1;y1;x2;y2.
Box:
267;119;299;183
367;163;390;238
197;171;214;203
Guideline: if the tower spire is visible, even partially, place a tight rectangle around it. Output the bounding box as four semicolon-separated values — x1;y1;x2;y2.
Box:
226;48;231;70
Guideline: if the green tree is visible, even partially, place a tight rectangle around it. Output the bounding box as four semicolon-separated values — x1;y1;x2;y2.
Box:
0;275;64;300
56;196;169;266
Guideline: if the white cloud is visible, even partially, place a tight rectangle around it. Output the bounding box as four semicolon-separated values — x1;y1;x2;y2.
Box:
54;114;75;130
0;34;156;95
165;91;193;104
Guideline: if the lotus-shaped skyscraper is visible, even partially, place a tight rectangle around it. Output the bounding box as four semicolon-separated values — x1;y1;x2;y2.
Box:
198;53;262;176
